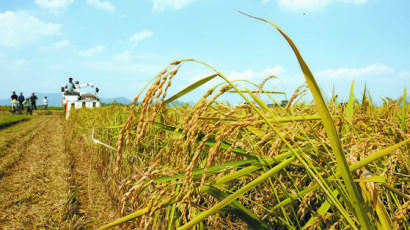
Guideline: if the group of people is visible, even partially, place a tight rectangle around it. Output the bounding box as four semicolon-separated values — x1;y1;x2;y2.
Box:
10;91;48;115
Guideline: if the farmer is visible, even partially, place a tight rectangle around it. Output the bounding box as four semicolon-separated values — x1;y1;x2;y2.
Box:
11;91;18;101
30;93;38;110
18;92;25;110
43;96;48;110
65;77;76;93
10;92;18;114
23;98;32;115
11;99;19;114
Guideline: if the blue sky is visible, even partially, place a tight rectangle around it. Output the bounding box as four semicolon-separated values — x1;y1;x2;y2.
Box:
1;0;409;104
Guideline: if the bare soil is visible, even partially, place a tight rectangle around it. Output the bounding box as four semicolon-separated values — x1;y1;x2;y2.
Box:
0;115;116;229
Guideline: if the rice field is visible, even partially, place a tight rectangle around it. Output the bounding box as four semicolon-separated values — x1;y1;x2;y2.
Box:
66;15;409;230
0;112;31;130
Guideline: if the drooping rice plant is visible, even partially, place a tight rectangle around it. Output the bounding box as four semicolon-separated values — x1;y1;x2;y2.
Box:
67;13;410;230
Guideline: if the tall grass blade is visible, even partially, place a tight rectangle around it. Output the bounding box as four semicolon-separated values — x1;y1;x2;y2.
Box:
345;80;355;130
203;185;270;229
177;157;296;230
153;122;257;159
271;138;410;211
237;10;372;229
304;189;339;228
245;86;272;112
164;74;218;104
98;198;176;230
401;88;407;131
361;84;367;112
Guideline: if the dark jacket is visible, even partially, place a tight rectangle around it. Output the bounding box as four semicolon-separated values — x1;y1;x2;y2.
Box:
18;95;25;103
30;95;38;103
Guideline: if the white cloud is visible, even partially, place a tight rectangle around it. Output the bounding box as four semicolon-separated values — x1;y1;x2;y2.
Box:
84;51;162;77
0;56;30;75
87;0;115;12
278;0;367;12
53;39;70;48
228;65;285;81
35;0;74;11
343;0;367;3
229;70;258;81
262;66;285;76
113;50;135;62
0;11;61;48
315;63;395;79
129;30;153;48
48;64;63;70
398;71;410;78
311;63;410;102
76;46;105;56
13;59;27;66
153;0;193;11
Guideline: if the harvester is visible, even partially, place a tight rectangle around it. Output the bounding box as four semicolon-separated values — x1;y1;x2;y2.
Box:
61;81;101;119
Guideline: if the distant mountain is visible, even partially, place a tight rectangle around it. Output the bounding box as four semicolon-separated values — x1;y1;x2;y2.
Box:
35;93;62;106
0;93;132;106
100;97;131;105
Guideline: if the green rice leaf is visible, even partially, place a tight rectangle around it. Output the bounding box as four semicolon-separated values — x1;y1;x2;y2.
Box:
203;185;270;230
177;157;295;230
153;121;257;159
272;138;410;211
164;74;219;104
354;176;386;183
237;11;372;229
346;81;355;122
401;88;407;131
244;86;272;113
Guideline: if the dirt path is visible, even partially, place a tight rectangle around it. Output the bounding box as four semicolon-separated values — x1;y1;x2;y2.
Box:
0;115;116;229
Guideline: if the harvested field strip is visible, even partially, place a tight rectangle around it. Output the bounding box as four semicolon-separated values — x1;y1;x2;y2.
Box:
62;125;118;228
0;117;48;178
0;115;70;229
0;118;30;130
0;117;43;157
34;110;65;116
0;114;117;229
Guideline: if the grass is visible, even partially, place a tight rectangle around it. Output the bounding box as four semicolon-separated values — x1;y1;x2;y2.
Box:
36;105;65;111
0;105;64;111
63;13;410;230
0;114;31;128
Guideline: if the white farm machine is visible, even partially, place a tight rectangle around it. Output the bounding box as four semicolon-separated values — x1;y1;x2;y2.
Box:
61;81;101;119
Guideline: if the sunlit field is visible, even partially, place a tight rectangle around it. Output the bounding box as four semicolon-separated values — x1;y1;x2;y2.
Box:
64;17;409;230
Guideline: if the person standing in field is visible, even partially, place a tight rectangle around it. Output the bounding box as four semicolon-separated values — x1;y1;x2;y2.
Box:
18;92;25;110
11;99;19;114
11;91;18;101
43;96;48;110
30;93;38;110
10;92;18;114
23;98;32;115
65;77;76;93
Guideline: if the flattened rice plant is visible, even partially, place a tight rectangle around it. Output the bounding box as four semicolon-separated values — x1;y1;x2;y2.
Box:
68;13;409;230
